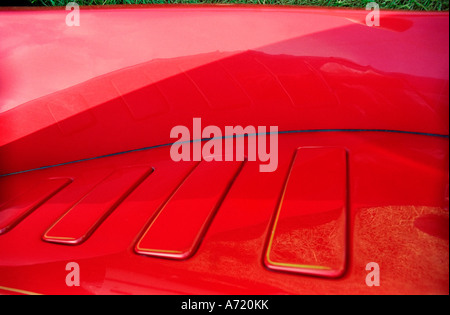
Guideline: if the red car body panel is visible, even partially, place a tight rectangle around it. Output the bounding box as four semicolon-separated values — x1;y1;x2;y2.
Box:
0;6;448;294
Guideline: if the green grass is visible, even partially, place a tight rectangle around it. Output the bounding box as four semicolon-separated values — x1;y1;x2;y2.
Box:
27;0;450;11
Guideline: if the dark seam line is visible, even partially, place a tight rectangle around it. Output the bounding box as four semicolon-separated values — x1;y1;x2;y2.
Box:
1;128;448;178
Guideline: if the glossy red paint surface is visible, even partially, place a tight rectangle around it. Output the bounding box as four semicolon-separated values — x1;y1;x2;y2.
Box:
136;160;244;260
0;6;448;174
0;6;448;295
43;166;153;245
0;133;448;294
0;178;72;235
264;147;348;278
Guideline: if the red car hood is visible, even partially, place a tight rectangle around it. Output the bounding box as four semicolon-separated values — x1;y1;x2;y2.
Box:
0;5;448;295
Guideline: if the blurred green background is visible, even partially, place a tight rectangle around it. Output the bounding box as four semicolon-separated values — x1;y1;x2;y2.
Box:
25;0;450;11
